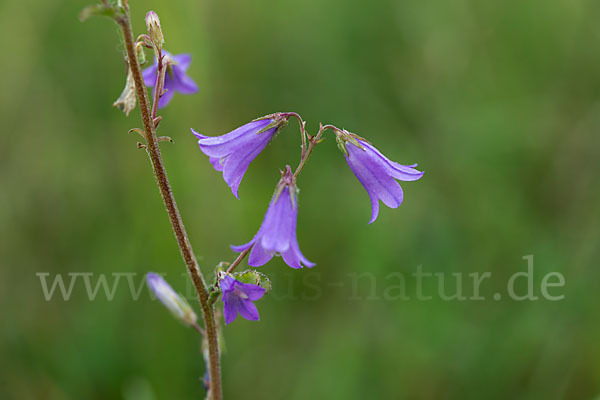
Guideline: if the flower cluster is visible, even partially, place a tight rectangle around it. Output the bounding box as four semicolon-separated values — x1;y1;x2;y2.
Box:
136;18;423;326
87;7;429;398
188;116;423;323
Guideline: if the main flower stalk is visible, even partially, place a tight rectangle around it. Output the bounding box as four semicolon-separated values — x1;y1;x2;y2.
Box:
115;10;222;400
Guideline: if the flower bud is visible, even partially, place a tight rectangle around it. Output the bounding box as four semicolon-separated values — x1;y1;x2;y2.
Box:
135;42;146;65
146;273;197;327
145;11;164;53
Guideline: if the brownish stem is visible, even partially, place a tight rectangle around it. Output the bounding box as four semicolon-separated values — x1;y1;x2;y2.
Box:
151;52;164;120
116;14;222;400
226;247;252;274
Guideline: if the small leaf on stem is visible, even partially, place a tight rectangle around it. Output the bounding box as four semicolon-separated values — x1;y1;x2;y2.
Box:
79;3;118;22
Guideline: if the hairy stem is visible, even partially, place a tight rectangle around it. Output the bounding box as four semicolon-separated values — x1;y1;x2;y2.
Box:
292;124;338;179
116;13;222;400
151;52;164;120
226;247;252;274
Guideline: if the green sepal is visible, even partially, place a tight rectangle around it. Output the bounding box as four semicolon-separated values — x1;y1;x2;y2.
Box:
336;134;348;155
214;262;229;276
208;286;221;305
257;118;288;134
335;130;366;155
233;270;272;293
136;43;147;65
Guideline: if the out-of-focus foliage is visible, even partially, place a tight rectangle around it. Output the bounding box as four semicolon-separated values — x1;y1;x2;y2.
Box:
1;0;599;399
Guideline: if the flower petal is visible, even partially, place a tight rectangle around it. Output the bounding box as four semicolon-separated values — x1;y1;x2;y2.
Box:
171;53;192;70
143;64;157;87
281;234;315;268
296;246;316;268
280;245;301;268
196;119;273;158
223;293;240;324
236;281;266;301
220;275;236;292
247;240;274;267
197;119;272;146
237;299;260;321
260;188;294;253
360;141;424;181
191;128;208;140
209;156;225;172
171;65;198;94
367;188;380;224
221;128;275;197
230;239;254;253
157;88;175;108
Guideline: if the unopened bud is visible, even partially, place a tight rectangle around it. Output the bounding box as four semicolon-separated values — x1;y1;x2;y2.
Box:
146;273;197;327
145;11;164;53
135;42;146;65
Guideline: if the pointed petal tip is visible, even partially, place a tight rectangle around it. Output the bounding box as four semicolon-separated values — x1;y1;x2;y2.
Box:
230;242;253;253
368;195;380;224
191;128;208;140
230;185;240;199
296;261;316;269
368;209;379;224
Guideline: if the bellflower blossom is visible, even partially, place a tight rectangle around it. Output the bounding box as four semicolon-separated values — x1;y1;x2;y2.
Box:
220;274;266;324
336;130;424;223
231;166;315;269
192;115;287;198
143;51;198;108
146;273;198;326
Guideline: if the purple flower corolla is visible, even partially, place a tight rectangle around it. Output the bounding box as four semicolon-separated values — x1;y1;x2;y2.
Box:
192;115;285;198
220;274;265;324
143;51;198;108
231;166;315;269
337;131;424;224
146;272;197;326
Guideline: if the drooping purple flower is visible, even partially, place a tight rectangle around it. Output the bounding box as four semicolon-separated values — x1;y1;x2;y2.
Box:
220;274;266;324
143;51;198;108
336;130;424;224
192;115;287;198
146;272;198;326
231;166;315;269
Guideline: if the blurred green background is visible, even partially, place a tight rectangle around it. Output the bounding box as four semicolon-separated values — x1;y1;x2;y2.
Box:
1;0;600;398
